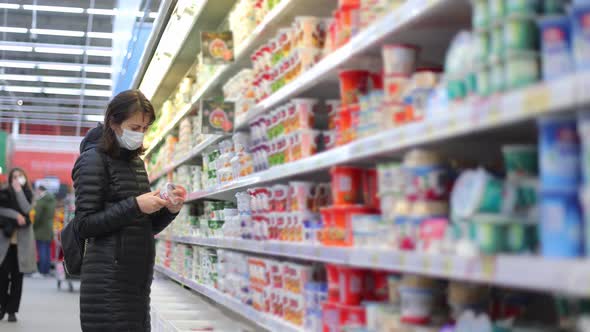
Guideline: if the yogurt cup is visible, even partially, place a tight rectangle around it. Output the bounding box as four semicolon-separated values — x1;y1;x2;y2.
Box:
476;64;492;97
490;23;506;61
339;70;370;105
472;0;491;29
399;286;437;325
504;50;540;89
451;168;504;219
571;3;590;70
538;115;581;191
537;15;573;80
490;57;506;94
489;0;507;23
507;0;542;15
577;111;590;183
543;0;569;14
504;15;539;51
474;31;491;65
540;189;584;257
502;144;538;178
382;44;419;76
579;186;590;256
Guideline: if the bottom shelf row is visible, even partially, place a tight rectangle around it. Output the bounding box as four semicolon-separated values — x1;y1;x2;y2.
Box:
156;241;590;332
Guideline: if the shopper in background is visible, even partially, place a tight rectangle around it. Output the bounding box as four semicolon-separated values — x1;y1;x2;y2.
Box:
73;90;186;332
0;168;36;322
33;185;56;277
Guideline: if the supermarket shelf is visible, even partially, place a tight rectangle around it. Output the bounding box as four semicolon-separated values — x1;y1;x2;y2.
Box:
141;0;236;109
234;0;469;130
148;134;224;183
154;265;303;332
161;235;590;297
143;0;336;158
187;73;588;202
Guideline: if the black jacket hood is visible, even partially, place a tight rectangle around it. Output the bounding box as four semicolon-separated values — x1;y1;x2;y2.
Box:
80;124;103;153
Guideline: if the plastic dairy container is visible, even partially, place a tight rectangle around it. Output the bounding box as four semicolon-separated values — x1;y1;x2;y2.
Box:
472;0;490;29
540;189;584;257
330;166;364;205
577;111;590;183
538;15;573;79
451;168;504;219
504;15;539;51
538;115;581;191
381;44;419;76
399;286;438;325
502;144;538;179
504;50;540;89
571;3;590;70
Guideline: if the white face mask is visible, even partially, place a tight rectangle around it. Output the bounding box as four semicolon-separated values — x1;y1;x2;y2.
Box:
116;128;144;150
18;176;26;186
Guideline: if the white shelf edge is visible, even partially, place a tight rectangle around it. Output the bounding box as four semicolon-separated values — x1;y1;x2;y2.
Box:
159;235;590;297
154;265;303;332
148;134;225;183
188;73;587;202
234;0;445;130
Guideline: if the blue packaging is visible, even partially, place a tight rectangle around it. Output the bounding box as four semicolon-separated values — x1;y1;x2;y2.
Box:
538;15;573;79
540;190;585;257
538;115;581;191
571;3;590;69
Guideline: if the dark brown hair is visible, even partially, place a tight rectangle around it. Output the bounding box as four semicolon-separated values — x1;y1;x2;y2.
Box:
101;89;156;158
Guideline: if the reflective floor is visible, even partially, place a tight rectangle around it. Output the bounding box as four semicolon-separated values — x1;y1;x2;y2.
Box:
0;276;80;332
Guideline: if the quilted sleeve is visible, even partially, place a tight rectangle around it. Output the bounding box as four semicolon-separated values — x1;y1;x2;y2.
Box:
73;149;141;238
151;208;178;235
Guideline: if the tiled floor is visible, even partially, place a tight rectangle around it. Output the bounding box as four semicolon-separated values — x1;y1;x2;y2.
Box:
0;276;80;332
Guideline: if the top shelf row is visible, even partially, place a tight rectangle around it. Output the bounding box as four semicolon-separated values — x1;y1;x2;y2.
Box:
138;0;471;159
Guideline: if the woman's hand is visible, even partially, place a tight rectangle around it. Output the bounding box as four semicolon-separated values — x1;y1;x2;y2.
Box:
16;214;26;226
11;178;22;192
165;185;187;214
136;191;167;214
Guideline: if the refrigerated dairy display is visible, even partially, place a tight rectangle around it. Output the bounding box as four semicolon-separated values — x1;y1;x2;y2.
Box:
137;0;590;331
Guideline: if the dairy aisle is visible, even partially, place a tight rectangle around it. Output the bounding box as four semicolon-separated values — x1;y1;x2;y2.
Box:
133;0;590;331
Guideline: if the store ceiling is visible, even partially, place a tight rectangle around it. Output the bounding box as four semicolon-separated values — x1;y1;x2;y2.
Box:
0;0;160;136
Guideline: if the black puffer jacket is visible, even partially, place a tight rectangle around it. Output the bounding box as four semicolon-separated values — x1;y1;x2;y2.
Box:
73;125;177;332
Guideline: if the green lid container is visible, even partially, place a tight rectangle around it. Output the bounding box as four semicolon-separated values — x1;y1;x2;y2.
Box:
504;15;539;51
489;0;507;23
472;0;491;29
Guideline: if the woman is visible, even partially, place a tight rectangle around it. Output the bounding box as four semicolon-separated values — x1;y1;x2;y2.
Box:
73;90;186;332
0;168;37;322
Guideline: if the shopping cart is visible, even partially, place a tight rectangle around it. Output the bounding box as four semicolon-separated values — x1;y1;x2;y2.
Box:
54;219;76;292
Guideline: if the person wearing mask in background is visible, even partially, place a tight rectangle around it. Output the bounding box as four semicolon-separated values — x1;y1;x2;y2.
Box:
73;90;186;332
33;185;56;277
0;168;36;322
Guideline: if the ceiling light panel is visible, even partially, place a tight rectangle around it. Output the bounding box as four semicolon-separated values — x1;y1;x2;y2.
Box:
0;27;28;34
0;45;33;52
4;86;43;93
86;8;116;15
87;32;114;39
0;60;36;69
36;63;82;71
22;5;84;14
85;49;113;57
34;47;84;55
0;4;19;9
30;29;85;37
